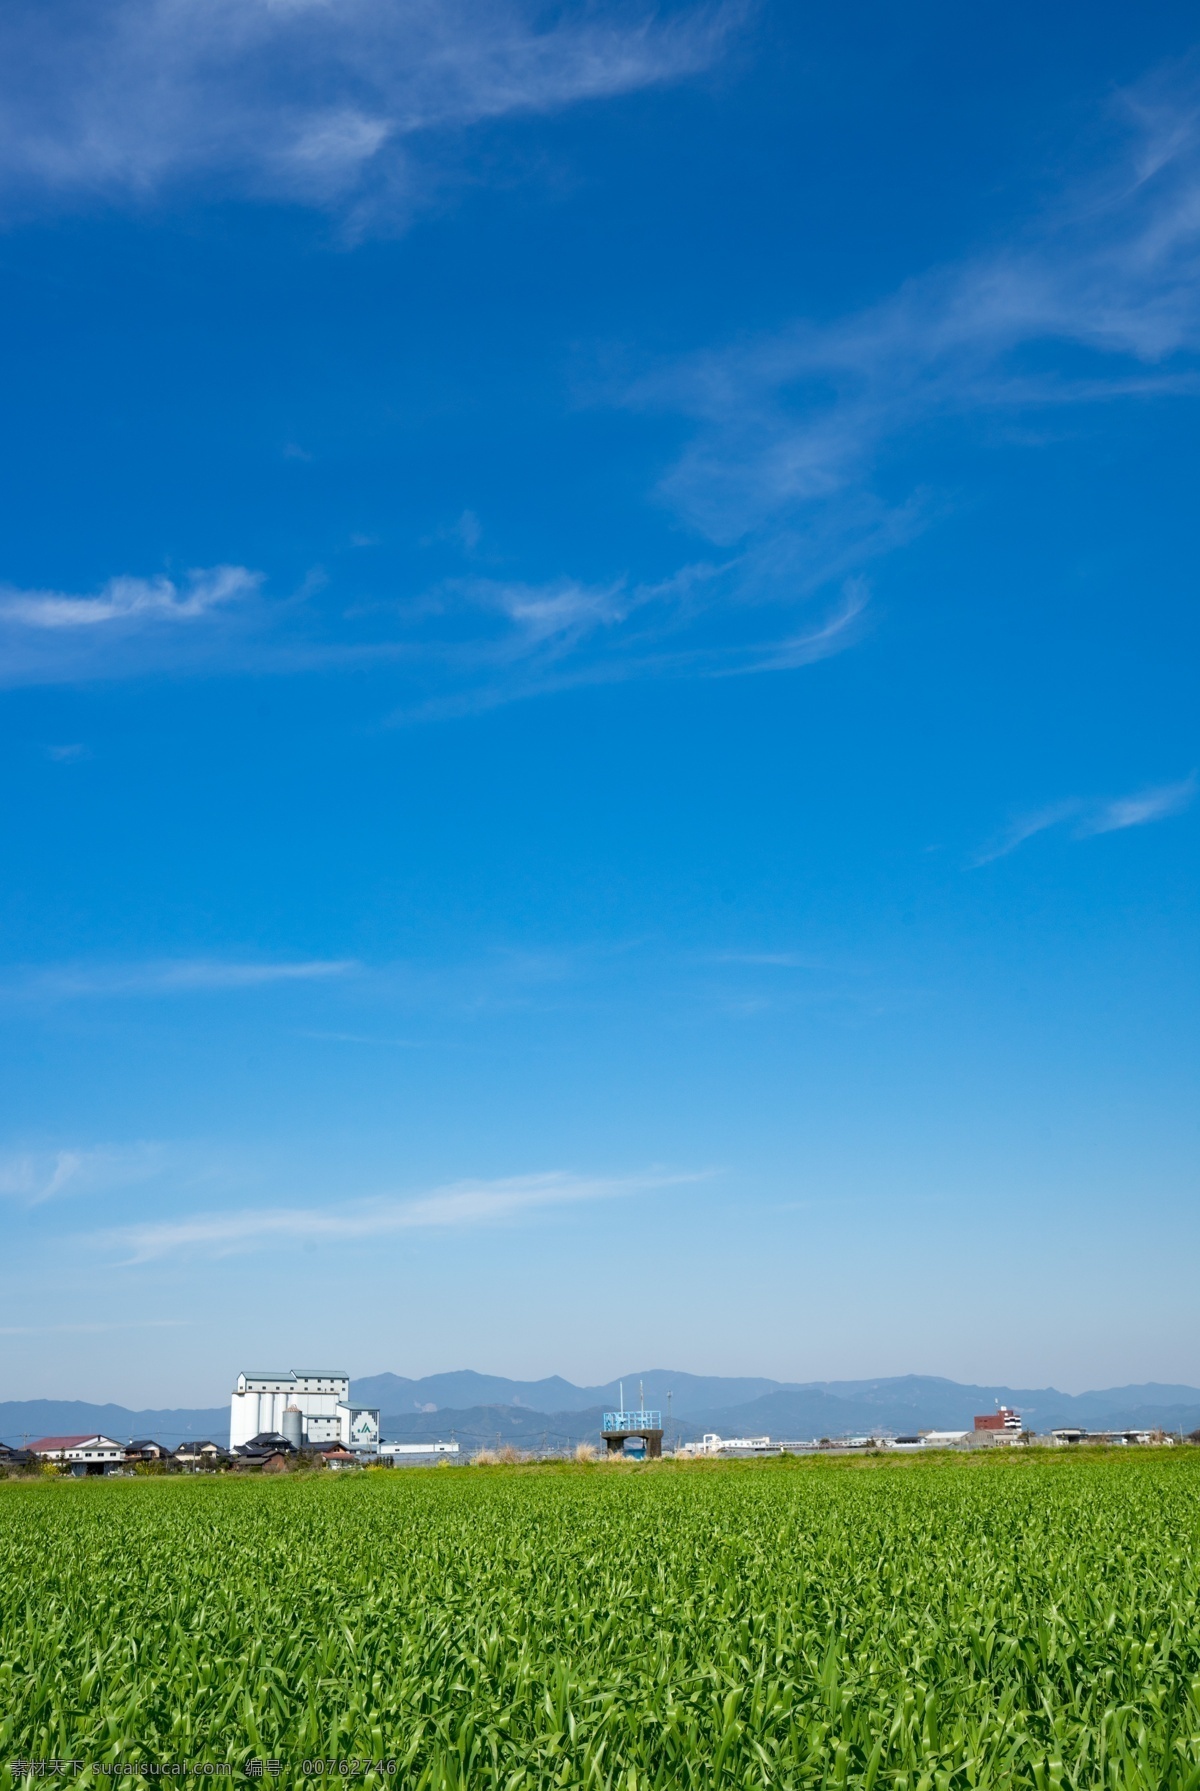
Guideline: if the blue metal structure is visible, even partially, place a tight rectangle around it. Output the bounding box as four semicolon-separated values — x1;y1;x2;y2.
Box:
602;1410;662;1434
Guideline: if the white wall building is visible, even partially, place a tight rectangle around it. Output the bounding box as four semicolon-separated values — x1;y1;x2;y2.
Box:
30;1434;126;1467
229;1370;379;1452
340;1406;381;1450
379;1441;460;1463
678;1433;774;1456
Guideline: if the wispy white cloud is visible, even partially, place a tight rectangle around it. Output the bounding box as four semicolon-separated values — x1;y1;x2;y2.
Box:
451;574;633;653
0;1142;167;1204
705;576;869;677
0;0;736;224
707;950;827;970
5;54;1200;706
974;774;1195;864
298;1028;422;1047
0;565;259;630
3;957;356;1000
381;563;867;721
0;565;269;687
971;800;1085;867
0;1319;190;1336
629;58;1200;576
1079;773;1197;835
105;1166;701;1263
381;53;1200;709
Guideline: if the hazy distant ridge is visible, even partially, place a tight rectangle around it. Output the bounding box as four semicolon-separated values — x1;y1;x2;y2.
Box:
5;1372;1199;1450
0;1400;229;1448
351;1369;789;1419
354;1370;1200;1435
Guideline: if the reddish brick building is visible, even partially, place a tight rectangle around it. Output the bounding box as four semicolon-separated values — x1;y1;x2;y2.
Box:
974;1406;1021;1433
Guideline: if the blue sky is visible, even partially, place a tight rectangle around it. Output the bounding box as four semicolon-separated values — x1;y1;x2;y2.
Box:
1;2;1197;1406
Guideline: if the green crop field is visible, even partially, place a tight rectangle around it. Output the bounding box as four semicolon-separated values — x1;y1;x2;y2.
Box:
3;1451;1200;1789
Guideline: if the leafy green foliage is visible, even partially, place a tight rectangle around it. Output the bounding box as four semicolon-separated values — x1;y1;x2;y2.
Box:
2;1451;1200;1787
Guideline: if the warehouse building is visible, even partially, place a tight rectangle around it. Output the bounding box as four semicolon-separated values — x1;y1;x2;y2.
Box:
378;1441;460;1465
228;1369;379;1453
29;1434;126;1472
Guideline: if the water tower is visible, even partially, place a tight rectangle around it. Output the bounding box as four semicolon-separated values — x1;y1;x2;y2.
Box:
601;1382;663;1458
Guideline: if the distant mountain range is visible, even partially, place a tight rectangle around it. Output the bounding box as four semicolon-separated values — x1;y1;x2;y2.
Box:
5;1371;1200;1451
355;1371;1200;1441
351;1370;789;1420
0;1400;229;1449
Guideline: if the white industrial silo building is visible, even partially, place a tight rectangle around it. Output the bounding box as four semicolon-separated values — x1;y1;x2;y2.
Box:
229;1370;380;1453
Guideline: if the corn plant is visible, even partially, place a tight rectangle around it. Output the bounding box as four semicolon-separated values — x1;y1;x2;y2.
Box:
2;1450;1200;1788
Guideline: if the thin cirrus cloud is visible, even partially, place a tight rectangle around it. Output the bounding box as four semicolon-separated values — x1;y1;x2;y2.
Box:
303;61;1200;700
0;565;259;630
0;1320;191;1336
973;774;1196;865
0;0;736;222
382;565;870;722
4;57;1200;705
3;957;357;1000
1079;776;1198;836
0;565;266;688
0;1141;167;1204
626;57;1200;592
0;548;869;705
105;1167;703;1264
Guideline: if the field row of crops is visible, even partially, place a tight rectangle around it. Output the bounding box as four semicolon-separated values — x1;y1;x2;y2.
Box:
3;1450;1200;1789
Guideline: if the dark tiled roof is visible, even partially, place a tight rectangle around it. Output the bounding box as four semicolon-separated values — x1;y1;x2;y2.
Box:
235;1432;297;1457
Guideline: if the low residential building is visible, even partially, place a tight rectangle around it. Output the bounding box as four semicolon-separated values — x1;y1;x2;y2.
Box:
233;1431;296;1466
126;1439;173;1463
174;1440;229;1468
321;1448;361;1470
